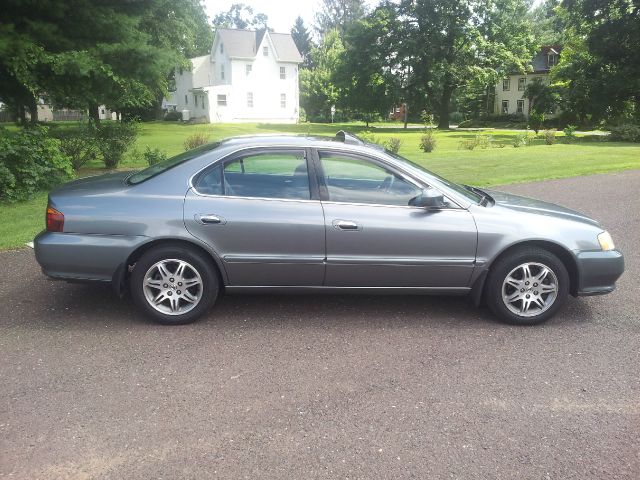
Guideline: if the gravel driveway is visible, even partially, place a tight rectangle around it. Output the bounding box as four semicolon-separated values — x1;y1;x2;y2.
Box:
1;171;638;479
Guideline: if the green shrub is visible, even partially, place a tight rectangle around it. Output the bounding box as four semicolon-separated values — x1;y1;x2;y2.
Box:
513;133;534;148
419;130;437;153
358;131;380;145
0;126;73;202
450;111;465;124
420;110;435;127
543;129;557;145
184;132;210;150
609;124;640;142
143;146;168;166
460;134;494;150
95;121;138;169
563;124;578;141
51;123;100;171
528;111;545;134
383;137;401;154
457;119;473;128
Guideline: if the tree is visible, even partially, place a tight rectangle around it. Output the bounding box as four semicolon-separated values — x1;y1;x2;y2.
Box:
212;3;269;29
299;30;345;121
314;0;368;38
291;17;314;68
334;8;399;126
523;78;558;115
391;0;537;128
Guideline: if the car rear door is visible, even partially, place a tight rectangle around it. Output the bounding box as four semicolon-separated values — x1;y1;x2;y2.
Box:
314;149;478;288
183;147;326;286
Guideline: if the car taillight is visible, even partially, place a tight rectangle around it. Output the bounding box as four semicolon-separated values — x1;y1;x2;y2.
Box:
46;206;64;232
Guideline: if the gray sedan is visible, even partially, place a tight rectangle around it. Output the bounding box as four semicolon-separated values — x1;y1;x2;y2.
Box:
35;132;624;325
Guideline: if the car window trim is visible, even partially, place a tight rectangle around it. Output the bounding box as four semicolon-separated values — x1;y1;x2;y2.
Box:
191;146;319;201
311;147;463;209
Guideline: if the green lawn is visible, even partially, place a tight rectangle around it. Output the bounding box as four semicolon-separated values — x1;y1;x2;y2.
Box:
2;121;639;250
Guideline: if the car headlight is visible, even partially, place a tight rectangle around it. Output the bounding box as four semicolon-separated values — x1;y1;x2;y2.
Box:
598;231;615;251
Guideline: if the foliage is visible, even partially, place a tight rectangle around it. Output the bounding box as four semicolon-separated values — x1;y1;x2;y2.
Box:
513;133;534;148
609;125;640;143
384;138;402;154
184;132;210;150
291;17;314;68
300;30;345;121
212;3;268;29
143;146;168;166
0;126;73;202
51;124;100;171
460;134;494;150
95;121;139;169
563;124;577;141
314;0;368;38
523;78;559;115
419;130;437;153
528;111;545;134
450;112;465;125
543;129;557;145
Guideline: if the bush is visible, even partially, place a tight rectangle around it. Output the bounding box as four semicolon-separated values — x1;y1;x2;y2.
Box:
513;133;534;148
419;130;437;153
0;126;73;202
164;110;182;121
459;134;494;151
609;124;640;142
563;124;578;141
383;137;401;154
543;129;557;145
95;121;138;169
143;146;168;166
528;111;545;134
450;111;465;124
51;124;100;171
184;132;209;150
358;131;380;145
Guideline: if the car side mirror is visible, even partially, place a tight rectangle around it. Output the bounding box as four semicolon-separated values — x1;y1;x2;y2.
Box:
409;189;446;209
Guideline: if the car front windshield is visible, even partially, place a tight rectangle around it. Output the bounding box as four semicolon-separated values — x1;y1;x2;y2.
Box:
384;150;483;204
127;143;221;185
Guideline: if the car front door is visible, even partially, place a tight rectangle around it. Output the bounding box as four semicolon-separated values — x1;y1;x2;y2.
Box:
183;148;326;286
315;150;478;288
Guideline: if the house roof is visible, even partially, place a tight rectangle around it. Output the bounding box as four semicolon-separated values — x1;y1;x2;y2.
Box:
215;28;302;63
531;45;563;73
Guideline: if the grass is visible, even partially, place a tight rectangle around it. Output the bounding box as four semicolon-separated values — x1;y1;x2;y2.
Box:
2;121;640;250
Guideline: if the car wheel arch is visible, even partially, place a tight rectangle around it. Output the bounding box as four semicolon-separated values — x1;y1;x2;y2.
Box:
116;238;227;295
479;240;579;301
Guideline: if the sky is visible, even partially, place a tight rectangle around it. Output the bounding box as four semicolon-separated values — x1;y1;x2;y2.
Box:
202;0;380;35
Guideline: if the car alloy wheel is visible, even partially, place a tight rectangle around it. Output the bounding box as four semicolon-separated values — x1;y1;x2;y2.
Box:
501;262;559;318
142;259;203;315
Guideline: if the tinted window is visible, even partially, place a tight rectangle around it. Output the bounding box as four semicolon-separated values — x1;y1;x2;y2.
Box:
318;152;421;206
201;151;310;200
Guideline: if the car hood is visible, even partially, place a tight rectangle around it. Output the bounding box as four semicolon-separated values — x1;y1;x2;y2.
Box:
486;189;601;227
50;171;132;197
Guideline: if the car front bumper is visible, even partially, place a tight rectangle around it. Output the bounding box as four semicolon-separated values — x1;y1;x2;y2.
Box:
575;249;625;296
34;231;147;283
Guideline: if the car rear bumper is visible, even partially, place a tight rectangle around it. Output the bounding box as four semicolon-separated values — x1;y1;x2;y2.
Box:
575;249;624;296
34;231;147;282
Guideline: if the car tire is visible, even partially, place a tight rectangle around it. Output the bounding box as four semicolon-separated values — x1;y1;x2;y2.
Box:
130;244;219;325
485;247;569;325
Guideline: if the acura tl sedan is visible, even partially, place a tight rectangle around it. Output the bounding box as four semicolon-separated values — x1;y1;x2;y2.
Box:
35;131;624;326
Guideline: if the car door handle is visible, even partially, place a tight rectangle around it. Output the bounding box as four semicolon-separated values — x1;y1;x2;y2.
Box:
333;219;359;231
196;214;226;225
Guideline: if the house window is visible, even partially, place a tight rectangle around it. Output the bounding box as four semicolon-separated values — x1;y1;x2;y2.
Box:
502;78;510;91
263;46;268;56
518;78;526;91
246;64;252;76
101;109;105;114
247;92;253;108
501;100;509;114
221;64;225;80
280;93;286;109
185;94;188;105
517;99;524;114
280;67;286;79
217;95;227;106
548;53;558;67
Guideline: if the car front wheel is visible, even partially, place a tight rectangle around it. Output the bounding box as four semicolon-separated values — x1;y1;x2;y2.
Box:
486;247;569;325
130;244;219;325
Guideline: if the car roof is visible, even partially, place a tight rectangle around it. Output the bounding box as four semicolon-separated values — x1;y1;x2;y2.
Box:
218;131;382;151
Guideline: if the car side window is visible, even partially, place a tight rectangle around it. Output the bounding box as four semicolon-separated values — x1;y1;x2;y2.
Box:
318;151;422;206
219;151;311;200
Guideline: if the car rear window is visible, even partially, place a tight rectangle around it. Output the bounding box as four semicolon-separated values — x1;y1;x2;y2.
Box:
127;143;221;185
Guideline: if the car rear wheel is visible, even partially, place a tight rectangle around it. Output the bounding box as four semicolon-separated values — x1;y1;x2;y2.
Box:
486;247;569;325
130;245;219;325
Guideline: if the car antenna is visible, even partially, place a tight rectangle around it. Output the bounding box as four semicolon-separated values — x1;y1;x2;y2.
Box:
335;130;365;146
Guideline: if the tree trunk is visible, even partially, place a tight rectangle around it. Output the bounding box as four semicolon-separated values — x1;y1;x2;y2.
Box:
27;99;39;124
88;103;100;126
16;104;26;125
403;103;408;129
437;86;453;129
154;92;164;120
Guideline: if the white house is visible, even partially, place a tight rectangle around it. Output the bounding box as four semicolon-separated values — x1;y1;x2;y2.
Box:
493;46;561;117
169;28;303;123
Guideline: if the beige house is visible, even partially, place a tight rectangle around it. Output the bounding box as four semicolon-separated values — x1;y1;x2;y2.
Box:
493;46;561;117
